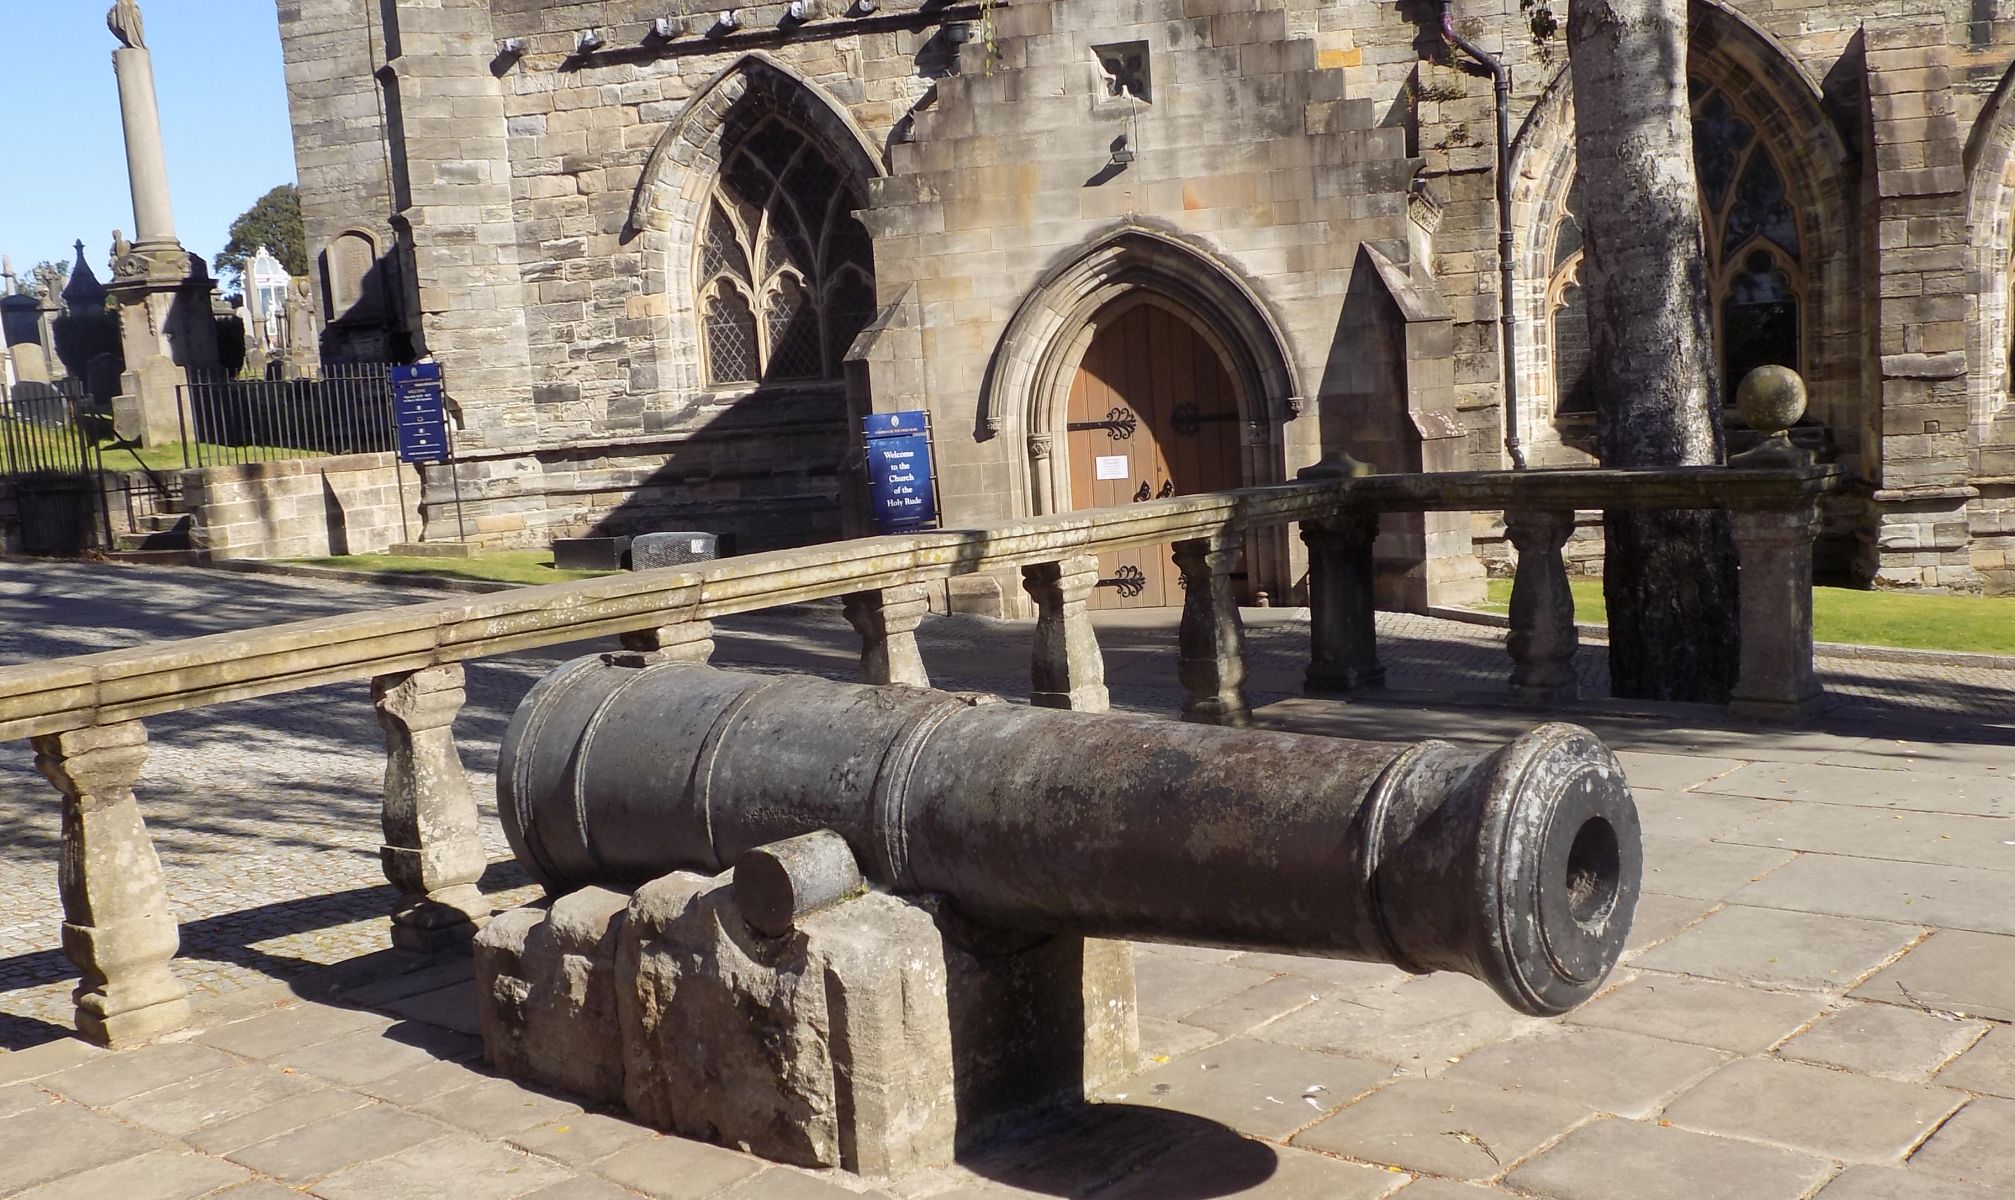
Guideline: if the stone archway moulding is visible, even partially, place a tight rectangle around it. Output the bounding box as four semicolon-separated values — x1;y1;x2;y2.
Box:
625;52;884;244
621;52;885;409
1964;59;2015;460
978;222;1304;519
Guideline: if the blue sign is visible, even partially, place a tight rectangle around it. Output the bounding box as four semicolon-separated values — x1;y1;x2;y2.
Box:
864;410;929;438
390;362;450;465
864;410;937;534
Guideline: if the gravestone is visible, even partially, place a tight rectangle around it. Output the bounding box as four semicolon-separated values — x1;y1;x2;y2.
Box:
630;531;718;570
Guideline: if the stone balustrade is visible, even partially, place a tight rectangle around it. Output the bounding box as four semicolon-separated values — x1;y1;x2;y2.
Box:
1297;458;1845;723
0;459;1841;1045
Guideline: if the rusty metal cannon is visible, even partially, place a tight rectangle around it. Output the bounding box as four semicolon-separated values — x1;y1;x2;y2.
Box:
497;655;1641;1017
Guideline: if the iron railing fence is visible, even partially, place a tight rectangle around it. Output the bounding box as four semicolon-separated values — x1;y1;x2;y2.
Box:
178;362;397;469
0;379;99;479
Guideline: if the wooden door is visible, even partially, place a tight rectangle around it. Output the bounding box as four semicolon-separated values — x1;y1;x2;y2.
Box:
1064;303;1243;609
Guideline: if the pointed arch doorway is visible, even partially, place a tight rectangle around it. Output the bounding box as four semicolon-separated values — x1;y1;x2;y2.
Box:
1065;297;1243;609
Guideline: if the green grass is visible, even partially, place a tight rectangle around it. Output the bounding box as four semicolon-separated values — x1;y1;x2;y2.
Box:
1476;578;2015;655
292;549;616;586
3;417;310;474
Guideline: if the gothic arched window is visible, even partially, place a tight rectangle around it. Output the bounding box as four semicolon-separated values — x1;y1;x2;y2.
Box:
1549;79;1805;413
696;115;877;388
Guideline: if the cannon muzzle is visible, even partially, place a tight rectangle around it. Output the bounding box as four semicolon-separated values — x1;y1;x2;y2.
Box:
498;656;1641;1016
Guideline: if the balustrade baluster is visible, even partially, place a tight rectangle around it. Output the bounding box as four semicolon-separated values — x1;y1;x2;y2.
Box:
1504;509;1580;702
842;584;931;687
1301;509;1385;693
1021;555;1110;712
618;620;716;662
1172;536;1251;726
374;664;491;952
1729;499;1825;721
32;720;190;1044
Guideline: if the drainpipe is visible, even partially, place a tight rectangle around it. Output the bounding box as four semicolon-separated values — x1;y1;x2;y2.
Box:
1440;2;1527;469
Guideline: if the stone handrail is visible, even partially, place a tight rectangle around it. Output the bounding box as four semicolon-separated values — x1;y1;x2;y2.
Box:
4;460;1843;1046
0;481;1340;744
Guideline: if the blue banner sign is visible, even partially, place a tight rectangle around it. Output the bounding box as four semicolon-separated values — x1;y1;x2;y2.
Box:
864;410;928;439
390;362;450;465
864;410;937;534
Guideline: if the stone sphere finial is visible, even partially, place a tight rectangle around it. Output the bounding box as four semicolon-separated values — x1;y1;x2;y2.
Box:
1736;364;1807;439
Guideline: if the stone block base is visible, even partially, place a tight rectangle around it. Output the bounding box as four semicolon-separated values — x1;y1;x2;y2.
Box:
474;844;1138;1179
1862;491;1984;592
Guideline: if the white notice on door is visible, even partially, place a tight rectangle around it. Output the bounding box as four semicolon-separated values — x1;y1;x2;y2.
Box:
1095;455;1129;481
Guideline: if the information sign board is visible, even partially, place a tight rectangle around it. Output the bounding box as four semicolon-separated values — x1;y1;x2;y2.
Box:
863;410;938;534
390;362;450;465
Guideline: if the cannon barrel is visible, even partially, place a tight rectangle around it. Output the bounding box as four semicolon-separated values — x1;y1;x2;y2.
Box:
498;656;1642;1016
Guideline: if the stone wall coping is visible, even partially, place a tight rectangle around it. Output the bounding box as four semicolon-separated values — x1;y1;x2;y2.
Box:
0;465;1843;744
180;453;402;487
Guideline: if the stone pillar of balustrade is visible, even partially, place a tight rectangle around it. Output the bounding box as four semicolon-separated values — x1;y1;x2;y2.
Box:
32;720;191;1044
1727;364;1825;721
1729;501;1825;721
374;664;492;952
1021;555;1110;712
842;584;932;687
1301;509;1386;694
618;620;716;663
1504;509;1580;703
1172;536;1251;727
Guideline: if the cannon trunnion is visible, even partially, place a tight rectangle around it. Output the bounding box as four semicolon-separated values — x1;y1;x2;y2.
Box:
498;655;1641;1018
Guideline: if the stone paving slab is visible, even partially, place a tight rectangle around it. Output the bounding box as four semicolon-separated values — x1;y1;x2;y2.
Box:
1851;930;2015;1022
1291;1078;1592;1182
1505;1117;1833;1200
1561;971;1829;1052
1437;1024;1728;1118
1735;854;2015;936
1815;1164;2012;1199
1695;761;2015;816
1778;1002;1992;1083
1935;1025;2015;1098
1628;904;1926;991
1906;1097;2015;1191
1659;1057;1965;1162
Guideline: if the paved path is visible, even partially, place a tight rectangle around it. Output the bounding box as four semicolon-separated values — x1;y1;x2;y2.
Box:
0;559;2012;1198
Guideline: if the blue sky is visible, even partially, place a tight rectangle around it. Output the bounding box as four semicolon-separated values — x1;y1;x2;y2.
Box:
0;1;298;285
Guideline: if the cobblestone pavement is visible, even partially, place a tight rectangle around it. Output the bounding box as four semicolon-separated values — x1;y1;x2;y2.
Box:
1;559;2012;1198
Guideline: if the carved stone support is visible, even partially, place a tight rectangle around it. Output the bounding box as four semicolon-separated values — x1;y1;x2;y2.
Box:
1504;509;1580;703
1730;501;1825;722
32;720;190;1044
374;664;491;952
1301;510;1385;693
1172;537;1251;727
618;620;715;662
1021;555;1110;712
842;583;932;687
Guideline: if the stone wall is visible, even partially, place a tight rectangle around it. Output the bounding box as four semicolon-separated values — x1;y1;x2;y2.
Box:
182;453;423;560
0;480;18;555
276;0;2015;598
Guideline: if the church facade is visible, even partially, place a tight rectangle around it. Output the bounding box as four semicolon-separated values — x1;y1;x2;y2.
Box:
276;0;2015;606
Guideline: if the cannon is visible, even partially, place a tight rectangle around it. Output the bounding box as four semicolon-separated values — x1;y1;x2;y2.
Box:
498;654;1641;1017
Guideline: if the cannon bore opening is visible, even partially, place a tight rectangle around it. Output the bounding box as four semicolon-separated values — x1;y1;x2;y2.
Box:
1563;815;1621;930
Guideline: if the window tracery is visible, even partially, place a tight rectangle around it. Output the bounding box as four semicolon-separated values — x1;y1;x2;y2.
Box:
695;115;877;388
1548;78;1805;414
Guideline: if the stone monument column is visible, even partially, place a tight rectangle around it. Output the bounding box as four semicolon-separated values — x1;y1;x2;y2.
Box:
103;0;218;446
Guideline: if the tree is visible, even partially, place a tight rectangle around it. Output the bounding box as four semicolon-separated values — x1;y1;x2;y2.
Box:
1567;0;1739;702
214;184;307;286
